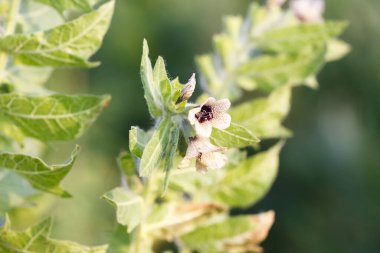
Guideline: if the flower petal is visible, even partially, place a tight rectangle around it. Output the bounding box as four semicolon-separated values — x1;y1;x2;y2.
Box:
185;138;200;158
202;97;217;108
188;107;200;125
195;121;212;137
179;157;192;169
212;113;231;130
195;159;208;173
291;0;324;23
194;137;221;153
211;98;231;113
200;152;227;170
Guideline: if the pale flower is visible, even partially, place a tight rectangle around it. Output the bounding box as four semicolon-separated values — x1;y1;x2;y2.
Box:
179;137;227;173
188;97;231;137
290;0;325;23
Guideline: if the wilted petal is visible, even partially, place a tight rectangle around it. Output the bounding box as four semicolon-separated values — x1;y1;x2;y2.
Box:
199;152;227;170
179;157;192;169
211;98;231;113
195;121;212;137
195;159;208;173
212;113;231;130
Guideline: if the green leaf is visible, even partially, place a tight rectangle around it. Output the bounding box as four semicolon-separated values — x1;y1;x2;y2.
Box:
196;54;240;100
0;93;110;141
106;225;134;253
140;39;162;118
129;126;150;158
117;151;136;178
0;1;114;67
35;0;92;15
0;216;108;253
162;126;179;192
153;56;172;109
211;142;284;208
181;211;275;253
255;21;348;53
236;45;326;91
0;145;80;198
102;187;143;233
325;39;351;62
19;1;64;33
0;120;24;147
139;117;172;177
229;86;292;139
117;152;142;192
168;168;221;193
210;123;259;148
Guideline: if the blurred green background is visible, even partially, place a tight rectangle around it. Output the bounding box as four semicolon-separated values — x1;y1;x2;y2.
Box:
25;0;380;252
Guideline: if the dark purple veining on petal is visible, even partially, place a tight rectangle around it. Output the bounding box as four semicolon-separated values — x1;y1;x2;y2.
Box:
195;105;213;123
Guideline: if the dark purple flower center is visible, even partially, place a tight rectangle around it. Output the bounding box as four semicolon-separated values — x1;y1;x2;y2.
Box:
195;105;213;123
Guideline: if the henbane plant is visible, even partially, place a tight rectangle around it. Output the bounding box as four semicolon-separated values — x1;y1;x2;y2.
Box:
102;0;350;252
0;0;350;252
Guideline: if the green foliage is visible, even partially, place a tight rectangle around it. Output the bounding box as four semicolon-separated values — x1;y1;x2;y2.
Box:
210;123;259;148
102;187;144;233
139;117;174;177
0;216;108;253
129;126;150;158
102;1;349;252
0;0;114;250
196;4;349;100
0;0;350;252
0;94;110;141
212;142;283;208
35;0;92;15
0;145;79;198
229;85;292;139
0;1;114;67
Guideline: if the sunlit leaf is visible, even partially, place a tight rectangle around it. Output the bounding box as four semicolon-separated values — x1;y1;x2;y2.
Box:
35;0;92;15
255;21;348;53
211;142;284;208
236;45;326;91
153;56;172;110
0;145;79;198
102;187;143;233
229;86;292;139
162;126;179;192
129;126;150;158
210;123;259;148
0;93;110;141
0;1;114;67
139;117;172;177
325;39;351;62
0;216;108;253
141;39;162;118
181;211;275;253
